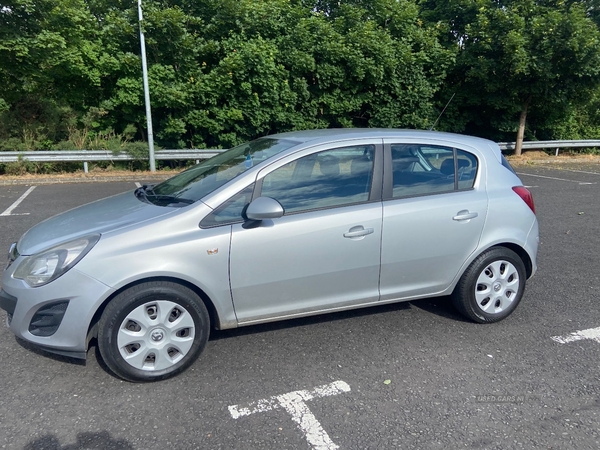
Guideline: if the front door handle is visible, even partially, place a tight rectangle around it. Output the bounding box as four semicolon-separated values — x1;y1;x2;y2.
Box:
453;210;478;221
344;226;374;239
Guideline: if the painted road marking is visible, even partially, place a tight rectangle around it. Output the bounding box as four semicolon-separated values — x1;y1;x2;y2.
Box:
135;182;142;188
551;326;600;344
516;172;595;185
0;186;36;216
229;380;351;450
558;169;600;176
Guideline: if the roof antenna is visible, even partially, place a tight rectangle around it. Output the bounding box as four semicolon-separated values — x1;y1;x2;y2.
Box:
429;92;455;131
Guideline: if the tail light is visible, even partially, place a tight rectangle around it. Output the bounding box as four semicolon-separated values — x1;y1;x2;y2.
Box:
512;186;535;214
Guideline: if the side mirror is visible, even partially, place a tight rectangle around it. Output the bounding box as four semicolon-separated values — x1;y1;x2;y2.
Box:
245;197;284;221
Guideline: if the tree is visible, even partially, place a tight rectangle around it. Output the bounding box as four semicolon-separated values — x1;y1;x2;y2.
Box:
421;0;600;154
0;1;106;141
0;0;454;150
140;0;454;147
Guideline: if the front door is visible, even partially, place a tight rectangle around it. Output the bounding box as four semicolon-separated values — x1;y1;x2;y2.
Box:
229;143;383;323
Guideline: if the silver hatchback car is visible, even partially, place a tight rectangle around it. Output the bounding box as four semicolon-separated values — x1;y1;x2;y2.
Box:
1;129;538;381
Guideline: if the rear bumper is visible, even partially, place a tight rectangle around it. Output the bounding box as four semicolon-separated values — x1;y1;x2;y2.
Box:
525;219;539;279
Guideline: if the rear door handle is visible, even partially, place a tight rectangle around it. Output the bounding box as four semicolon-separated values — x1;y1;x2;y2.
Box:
453;210;478;221
344;226;374;238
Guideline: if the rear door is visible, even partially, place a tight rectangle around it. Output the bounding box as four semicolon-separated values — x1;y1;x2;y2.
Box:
379;141;488;300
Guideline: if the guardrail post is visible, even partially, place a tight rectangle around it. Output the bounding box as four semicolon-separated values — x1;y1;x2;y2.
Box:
84;162;89;173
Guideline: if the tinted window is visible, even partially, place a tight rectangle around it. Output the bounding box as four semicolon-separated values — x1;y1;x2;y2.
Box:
200;184;254;228
391;144;478;198
151;138;297;203
260;145;375;214
456;150;478;189
392;145;454;197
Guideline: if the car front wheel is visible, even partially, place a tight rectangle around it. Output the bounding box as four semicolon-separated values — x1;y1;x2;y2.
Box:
452;247;526;323
98;281;210;382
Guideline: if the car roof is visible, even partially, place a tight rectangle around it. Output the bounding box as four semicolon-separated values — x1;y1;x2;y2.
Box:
266;128;497;149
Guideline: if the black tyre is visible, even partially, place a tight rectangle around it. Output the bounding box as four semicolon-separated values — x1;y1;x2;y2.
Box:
98;281;210;382
451;247;526;323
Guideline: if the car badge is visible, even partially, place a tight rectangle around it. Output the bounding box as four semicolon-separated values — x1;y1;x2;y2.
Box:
207;248;219;255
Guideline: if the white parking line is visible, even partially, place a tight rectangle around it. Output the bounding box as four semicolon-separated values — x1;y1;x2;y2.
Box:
551;326;600;344
229;380;351;449
0;186;36;216
558;169;600;176
516;172;595;185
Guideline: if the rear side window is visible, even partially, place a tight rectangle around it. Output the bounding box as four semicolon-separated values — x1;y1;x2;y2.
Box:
390;144;478;198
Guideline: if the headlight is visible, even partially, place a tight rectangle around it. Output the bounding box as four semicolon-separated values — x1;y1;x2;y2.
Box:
14;235;100;287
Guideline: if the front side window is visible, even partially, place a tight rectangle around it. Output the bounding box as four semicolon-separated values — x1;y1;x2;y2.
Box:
260;145;375;214
150;138;298;204
391;144;478;198
200;184;255;228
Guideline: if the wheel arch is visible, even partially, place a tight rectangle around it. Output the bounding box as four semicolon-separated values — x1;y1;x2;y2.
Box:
453;241;534;294
86;276;222;348
491;243;533;279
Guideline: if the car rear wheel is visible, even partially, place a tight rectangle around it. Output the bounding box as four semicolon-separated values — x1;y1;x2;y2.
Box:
98;281;210;382
452;247;526;323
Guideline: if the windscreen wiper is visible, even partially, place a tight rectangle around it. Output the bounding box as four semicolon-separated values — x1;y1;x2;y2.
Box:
135;185;194;206
146;194;195;205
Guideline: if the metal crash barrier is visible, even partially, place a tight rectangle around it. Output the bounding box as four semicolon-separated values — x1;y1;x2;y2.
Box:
1;139;600;173
0;149;226;173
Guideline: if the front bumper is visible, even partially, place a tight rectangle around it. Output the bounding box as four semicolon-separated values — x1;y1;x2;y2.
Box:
0;289;17;322
1;265;114;359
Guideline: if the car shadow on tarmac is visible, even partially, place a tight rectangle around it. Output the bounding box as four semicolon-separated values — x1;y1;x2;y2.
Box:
12;294;469;380
210;294;470;342
24;431;134;450
15;336;86;366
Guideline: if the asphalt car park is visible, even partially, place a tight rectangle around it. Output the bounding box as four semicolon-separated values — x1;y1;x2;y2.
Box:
0;163;599;449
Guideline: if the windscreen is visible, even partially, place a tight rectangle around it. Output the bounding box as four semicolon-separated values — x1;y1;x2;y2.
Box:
151;138;298;202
